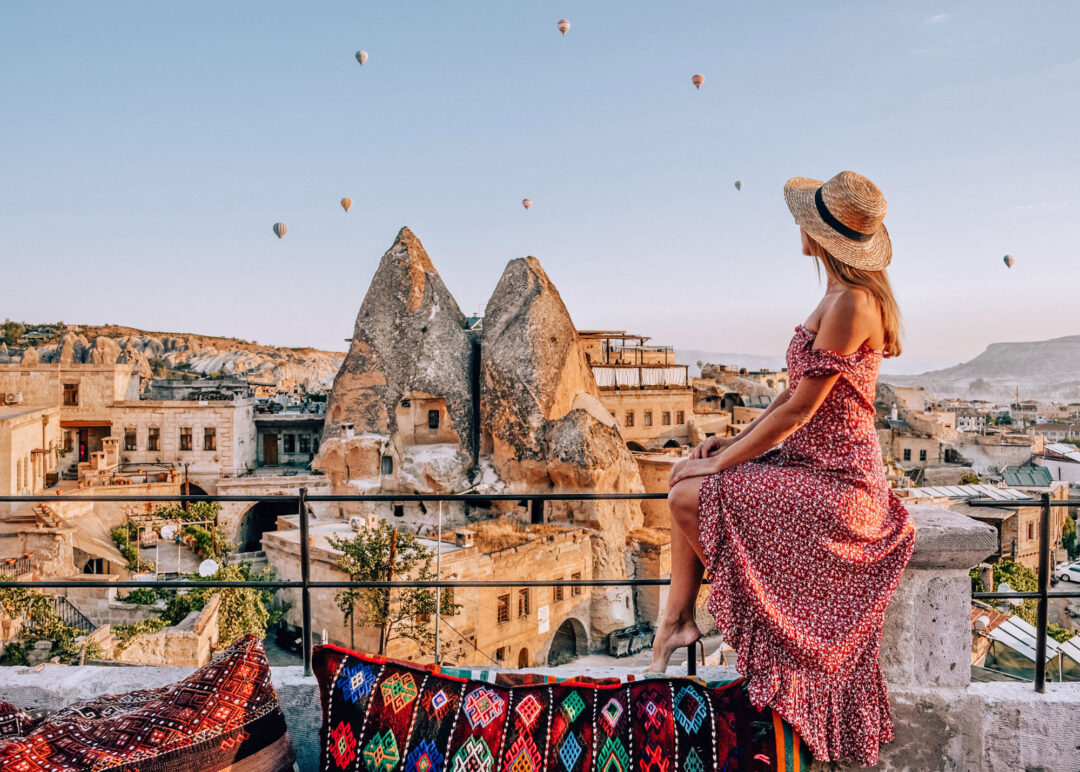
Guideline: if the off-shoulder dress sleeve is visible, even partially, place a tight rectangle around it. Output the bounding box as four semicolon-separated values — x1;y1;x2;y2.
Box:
800;346;869;378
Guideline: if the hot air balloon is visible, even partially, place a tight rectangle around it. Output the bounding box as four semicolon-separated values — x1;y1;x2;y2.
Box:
1003;254;1015;268
557;19;570;35
355;50;369;66
273;222;287;239
692;74;705;89
734;180;743;191
341;197;353;212
522;198;532;210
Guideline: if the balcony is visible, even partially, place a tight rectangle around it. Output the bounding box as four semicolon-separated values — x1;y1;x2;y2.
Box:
1;495;1079;770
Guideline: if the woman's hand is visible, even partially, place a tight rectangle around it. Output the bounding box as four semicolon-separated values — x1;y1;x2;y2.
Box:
668;456;722;489
690;436;735;459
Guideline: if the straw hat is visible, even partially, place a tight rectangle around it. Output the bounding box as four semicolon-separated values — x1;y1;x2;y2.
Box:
783;171;891;271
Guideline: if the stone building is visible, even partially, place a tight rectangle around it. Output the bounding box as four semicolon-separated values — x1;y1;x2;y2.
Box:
109;397;257;489
254;411;324;468
0;363;140;474
263;516;594;667
0;405;61;515
580;331;693;449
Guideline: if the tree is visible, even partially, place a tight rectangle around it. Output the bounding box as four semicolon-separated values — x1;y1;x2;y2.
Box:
328;520;458;656
0;320;26;347
958;470;983;485
1063;512;1077;561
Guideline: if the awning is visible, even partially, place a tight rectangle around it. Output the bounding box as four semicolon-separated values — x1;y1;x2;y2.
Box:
66;514;128;567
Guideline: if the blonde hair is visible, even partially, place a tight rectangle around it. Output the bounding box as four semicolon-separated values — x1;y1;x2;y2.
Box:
806;236;903;358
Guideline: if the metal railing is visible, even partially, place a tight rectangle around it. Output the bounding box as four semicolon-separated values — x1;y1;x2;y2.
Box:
0;490;690;677
2;490;1075;691
1;556;31;575
50;596;96;634
968;492;1080;693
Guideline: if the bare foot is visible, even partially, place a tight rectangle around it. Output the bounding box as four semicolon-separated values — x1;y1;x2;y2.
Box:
646;617;701;674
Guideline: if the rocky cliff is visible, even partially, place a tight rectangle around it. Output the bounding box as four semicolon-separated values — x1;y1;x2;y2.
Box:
881;334;1080;401
0;325;343;393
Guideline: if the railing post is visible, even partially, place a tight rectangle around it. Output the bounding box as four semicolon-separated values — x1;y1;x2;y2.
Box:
299;487;313;677
686;644;696;677
1035;491;1051;693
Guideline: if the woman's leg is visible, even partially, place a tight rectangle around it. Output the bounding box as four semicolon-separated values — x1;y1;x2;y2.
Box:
647;476;707;672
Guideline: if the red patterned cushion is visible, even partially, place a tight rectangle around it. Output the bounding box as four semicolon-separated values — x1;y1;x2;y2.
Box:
0;634;295;772
313;644;812;772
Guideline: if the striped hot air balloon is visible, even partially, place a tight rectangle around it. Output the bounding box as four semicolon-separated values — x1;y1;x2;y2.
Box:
1003;254;1015;268
341;197;353;212
273;222;287;239
692;74;705;89
522;198;532;210
557;19;570;35
734;180;743;191
355;50;369;66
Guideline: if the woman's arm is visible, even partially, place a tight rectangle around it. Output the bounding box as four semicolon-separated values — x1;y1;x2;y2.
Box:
669;372;840;487
690;387;791;459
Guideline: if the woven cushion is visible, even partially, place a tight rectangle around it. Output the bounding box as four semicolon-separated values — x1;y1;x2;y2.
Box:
0;634;295;772
313;644;811;772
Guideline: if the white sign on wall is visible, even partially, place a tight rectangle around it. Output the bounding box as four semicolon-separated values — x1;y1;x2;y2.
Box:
537;605;550;635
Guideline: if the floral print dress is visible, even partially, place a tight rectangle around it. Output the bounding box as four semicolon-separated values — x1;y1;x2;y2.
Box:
697;324;916;766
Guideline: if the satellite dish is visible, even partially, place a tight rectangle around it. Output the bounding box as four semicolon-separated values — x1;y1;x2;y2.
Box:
997;582;1023;607
198;559;220;577
160;524;177;540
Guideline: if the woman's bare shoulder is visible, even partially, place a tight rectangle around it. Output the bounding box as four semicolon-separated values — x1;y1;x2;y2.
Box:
815;290;882;353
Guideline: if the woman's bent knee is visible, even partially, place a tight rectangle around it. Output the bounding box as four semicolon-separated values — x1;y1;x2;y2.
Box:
668;479;701;528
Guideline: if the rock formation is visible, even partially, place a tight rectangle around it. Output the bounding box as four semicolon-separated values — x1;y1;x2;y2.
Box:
480;257;644;635
316;231;649;642
11;326;341;392
315;227;475;498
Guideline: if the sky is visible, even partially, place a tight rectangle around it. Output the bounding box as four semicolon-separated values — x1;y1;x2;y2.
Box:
1;2;1078;374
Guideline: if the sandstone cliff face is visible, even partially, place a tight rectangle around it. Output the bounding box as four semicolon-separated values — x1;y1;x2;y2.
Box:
480;257;603;483
315;227;475;495
480;257;643;635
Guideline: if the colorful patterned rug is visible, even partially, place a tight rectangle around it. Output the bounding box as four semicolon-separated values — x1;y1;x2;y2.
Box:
314;645;812;772
0;635;295;772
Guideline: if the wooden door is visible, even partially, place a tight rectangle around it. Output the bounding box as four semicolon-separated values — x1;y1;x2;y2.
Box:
263;433;278;466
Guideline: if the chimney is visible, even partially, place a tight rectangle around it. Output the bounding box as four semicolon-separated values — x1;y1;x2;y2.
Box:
455;529;475;548
341;423;355;439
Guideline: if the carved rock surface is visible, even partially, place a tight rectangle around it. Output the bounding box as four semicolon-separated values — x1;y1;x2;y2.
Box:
480;257;601;483
316;227;475;492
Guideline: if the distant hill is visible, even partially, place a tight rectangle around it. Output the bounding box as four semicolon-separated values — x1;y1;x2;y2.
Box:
881;334;1080;401
0;322;344;393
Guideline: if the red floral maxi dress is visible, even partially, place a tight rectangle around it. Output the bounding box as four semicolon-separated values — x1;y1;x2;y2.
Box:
697;325;917;766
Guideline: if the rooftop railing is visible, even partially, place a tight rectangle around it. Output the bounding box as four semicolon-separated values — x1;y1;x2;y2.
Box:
2;490;1077;692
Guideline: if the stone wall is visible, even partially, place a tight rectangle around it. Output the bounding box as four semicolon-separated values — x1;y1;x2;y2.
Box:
111;594;220;667
0;405;61;514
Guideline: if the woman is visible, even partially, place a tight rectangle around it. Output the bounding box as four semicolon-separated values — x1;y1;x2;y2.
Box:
649;171;917;766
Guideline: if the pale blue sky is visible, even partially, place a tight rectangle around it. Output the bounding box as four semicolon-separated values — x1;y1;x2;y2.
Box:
1;2;1077;372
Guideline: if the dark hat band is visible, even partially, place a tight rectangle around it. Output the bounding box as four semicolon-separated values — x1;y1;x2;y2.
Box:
815;187;874;243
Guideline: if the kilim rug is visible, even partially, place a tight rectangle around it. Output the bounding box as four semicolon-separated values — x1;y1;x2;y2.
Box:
0;634;296;772
314;644;813;772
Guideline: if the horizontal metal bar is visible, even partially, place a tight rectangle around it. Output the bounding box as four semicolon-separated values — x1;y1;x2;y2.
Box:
974;590;1080;600
0;578;687;590
965;497;1080;508
0;493;670;503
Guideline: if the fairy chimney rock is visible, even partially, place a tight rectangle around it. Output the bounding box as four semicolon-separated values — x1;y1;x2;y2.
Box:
480;257;604;481
316;227;475;495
